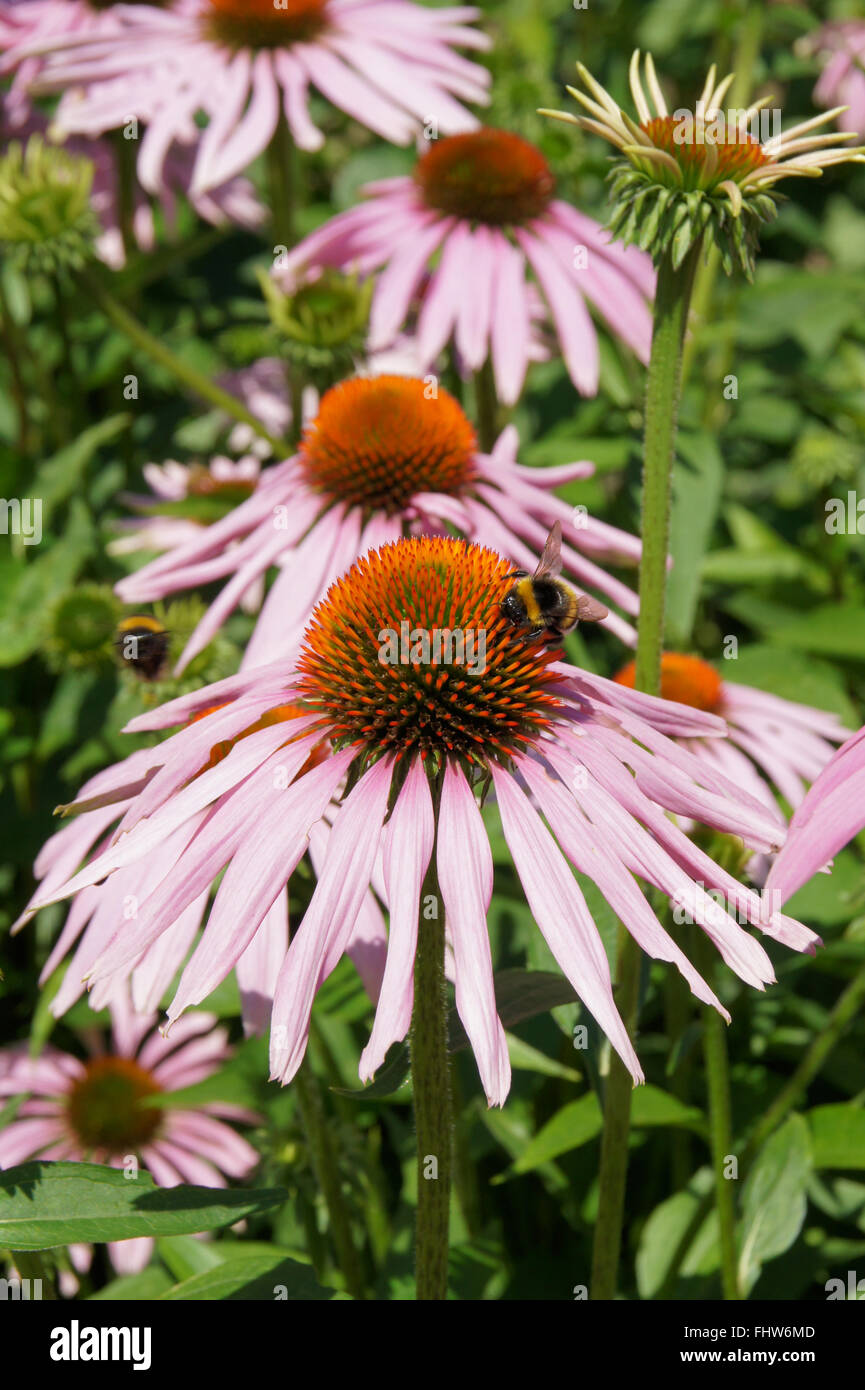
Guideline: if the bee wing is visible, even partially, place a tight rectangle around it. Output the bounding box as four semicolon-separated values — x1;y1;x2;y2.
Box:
575;593;608;624
533;521;564;580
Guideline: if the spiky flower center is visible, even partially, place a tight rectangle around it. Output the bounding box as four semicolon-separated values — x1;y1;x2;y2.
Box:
205;0;328;49
298;377;477;513
66;1057;162;1154
295;536;563;765
614;652;723;712
642;115;768;190
415;129;555;226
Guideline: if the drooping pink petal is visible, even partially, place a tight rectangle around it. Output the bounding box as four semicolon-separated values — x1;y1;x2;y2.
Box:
360;757;434;1081
490;762;644;1084
269;757;394;1084
437;762;510;1106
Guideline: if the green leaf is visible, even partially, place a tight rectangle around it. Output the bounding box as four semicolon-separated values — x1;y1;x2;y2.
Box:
35;415;129;527
808;1105;865;1170
763;604;865;660
738;1115;812;1293
88;1267;174;1301
630;1086;705;1131
637;1170;717;1297
510;1085;704;1176
0;1161;286;1251
510;1094;603;1174
0;502;94;665
158;1251;332;1301
505;1033;580;1082
156;1233;226;1282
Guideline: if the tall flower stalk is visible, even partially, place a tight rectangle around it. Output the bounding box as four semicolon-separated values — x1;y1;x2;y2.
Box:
544;43;864;1301
411;806;452;1301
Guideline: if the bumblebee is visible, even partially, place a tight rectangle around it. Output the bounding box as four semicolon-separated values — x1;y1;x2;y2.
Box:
500;521;608;640
115;615;170;681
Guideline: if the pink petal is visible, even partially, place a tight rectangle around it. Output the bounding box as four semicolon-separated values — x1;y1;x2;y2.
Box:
437;762;511;1106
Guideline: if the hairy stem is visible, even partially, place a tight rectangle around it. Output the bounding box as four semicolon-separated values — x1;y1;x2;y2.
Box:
412;819;452;1301
591;239;703;1299
590;924;642;1299
294;1061;367;1301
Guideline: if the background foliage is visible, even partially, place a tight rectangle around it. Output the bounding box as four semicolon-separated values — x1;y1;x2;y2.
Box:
1;0;864;1300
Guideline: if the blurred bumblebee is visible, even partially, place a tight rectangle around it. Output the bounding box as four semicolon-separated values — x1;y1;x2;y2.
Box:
500;522;608;640
115;615;170;681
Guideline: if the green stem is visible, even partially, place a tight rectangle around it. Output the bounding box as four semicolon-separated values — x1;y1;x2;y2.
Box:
590;923;642;1300
266;111;296;248
698;944;740;1299
288;365;305;449
590;241;703;1299
77;265;293;456
0;272;31;454
294;1060;367;1301
474;357;500;454
634;238;704;694
412;809;452;1301
112;129;138;265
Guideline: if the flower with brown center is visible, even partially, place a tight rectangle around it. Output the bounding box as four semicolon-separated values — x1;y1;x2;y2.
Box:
116;374;641;674
298;377;477;513
415;129;556;226
296;536;561;766
206;0;328;49
66;1055;163;1153
543;49;865;274
614;651;849;814
24;537;821;1110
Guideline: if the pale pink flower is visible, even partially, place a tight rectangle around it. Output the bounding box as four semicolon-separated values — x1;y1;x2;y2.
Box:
114;375;643;673
22;536;817;1107
17;1;490;195
809;22;865;138
762;724;865;915
274;127;655;403
613;653;850;824
0;987;259;1274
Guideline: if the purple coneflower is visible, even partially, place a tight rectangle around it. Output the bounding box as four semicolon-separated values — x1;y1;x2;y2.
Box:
0;990;258;1273
23;537;817;1106
17;0;490;194
114;375;643;671
613;653;849;821
274;126;655;402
